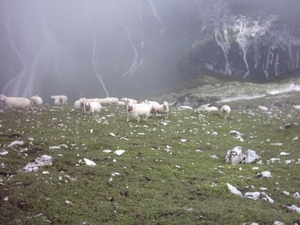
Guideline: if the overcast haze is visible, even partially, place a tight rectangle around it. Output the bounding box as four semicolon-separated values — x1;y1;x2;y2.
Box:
1;0;300;103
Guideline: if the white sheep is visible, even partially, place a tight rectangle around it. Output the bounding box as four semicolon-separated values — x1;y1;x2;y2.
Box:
84;100;102;116
154;101;169;119
292;105;300;112
143;100;159;114
79;97;87;109
74;100;82;112
97;97;119;105
178;106;193;110
257;105;268;112
79;98;103;109
30;95;43;110
51;95;68;105
127;102;152;122
220;105;231;119
205;106;218;112
121;97;138;104
118;101;126;106
145;100;159;106
0;94;33;112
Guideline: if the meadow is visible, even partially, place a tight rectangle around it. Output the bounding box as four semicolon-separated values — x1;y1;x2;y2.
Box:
1;98;300;224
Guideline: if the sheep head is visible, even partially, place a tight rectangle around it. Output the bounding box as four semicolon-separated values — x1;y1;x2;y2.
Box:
31;97;37;105
80;98;85;108
127;102;134;112
85;101;90;110
0;94;7;102
150;104;157;113
163;101;168;110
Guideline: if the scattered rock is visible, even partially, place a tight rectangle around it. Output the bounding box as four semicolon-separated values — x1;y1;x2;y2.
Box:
103;150;112;153
244;150;260;163
225;146;244;164
284;123;292;129
84;158;96;166
257;171;272;178
227;183;243;197
114;150;125;156
22;155;53;173
287;204;300;214
244;191;260;200
7;140;24;148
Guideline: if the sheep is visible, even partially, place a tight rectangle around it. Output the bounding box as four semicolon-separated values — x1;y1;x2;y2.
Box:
96;97;119;105
84;100;102;116
257;105;268;112
77;97;85;110
30;95;43;110
204;106;218;113
292;105;300;111
51;95;68;105
0;94;33;112
118;101;126;106
79;98;103;110
74;99;82;112
178;106;193;110
153;101;169;119
127;102;152;122
144;100;160;114
145;100;159;106
121;97;137;104
220;105;231;119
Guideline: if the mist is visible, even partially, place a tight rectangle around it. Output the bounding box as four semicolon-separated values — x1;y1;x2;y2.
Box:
1;0;300;103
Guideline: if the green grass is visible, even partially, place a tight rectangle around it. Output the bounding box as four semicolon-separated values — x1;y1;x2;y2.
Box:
1;102;300;224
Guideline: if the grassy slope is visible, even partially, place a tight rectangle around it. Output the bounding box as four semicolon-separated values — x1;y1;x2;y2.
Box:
1;79;300;224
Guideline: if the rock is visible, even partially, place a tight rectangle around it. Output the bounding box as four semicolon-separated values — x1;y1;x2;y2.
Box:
244;150;259;163
225;146;245;164
84;158;96;166
22;155;53;173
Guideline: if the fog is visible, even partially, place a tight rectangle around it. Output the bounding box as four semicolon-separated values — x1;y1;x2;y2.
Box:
1;0;299;103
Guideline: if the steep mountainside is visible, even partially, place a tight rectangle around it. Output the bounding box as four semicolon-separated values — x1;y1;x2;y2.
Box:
178;0;300;81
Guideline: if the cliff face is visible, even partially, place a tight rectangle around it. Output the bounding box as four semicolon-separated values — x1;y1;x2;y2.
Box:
181;0;300;80
0;0;299;100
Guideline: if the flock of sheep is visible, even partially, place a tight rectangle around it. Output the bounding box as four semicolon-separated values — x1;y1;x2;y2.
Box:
0;93;234;121
74;97;170;122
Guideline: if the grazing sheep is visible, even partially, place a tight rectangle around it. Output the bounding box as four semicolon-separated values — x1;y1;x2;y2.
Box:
154;101;169;119
30;95;43;110
0;94;33;112
51;95;68;105
118;101;126;106
144;100;160;114
145;100;159;106
127;102;152;122
84;100;101;116
292;105;300;112
74;100;82;112
178;106;193;110
220;105;231;119
121;97;138;104
257;105;268;112
96;97;119;105
205;106;219;113
79;98;86;110
79;98;103;109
